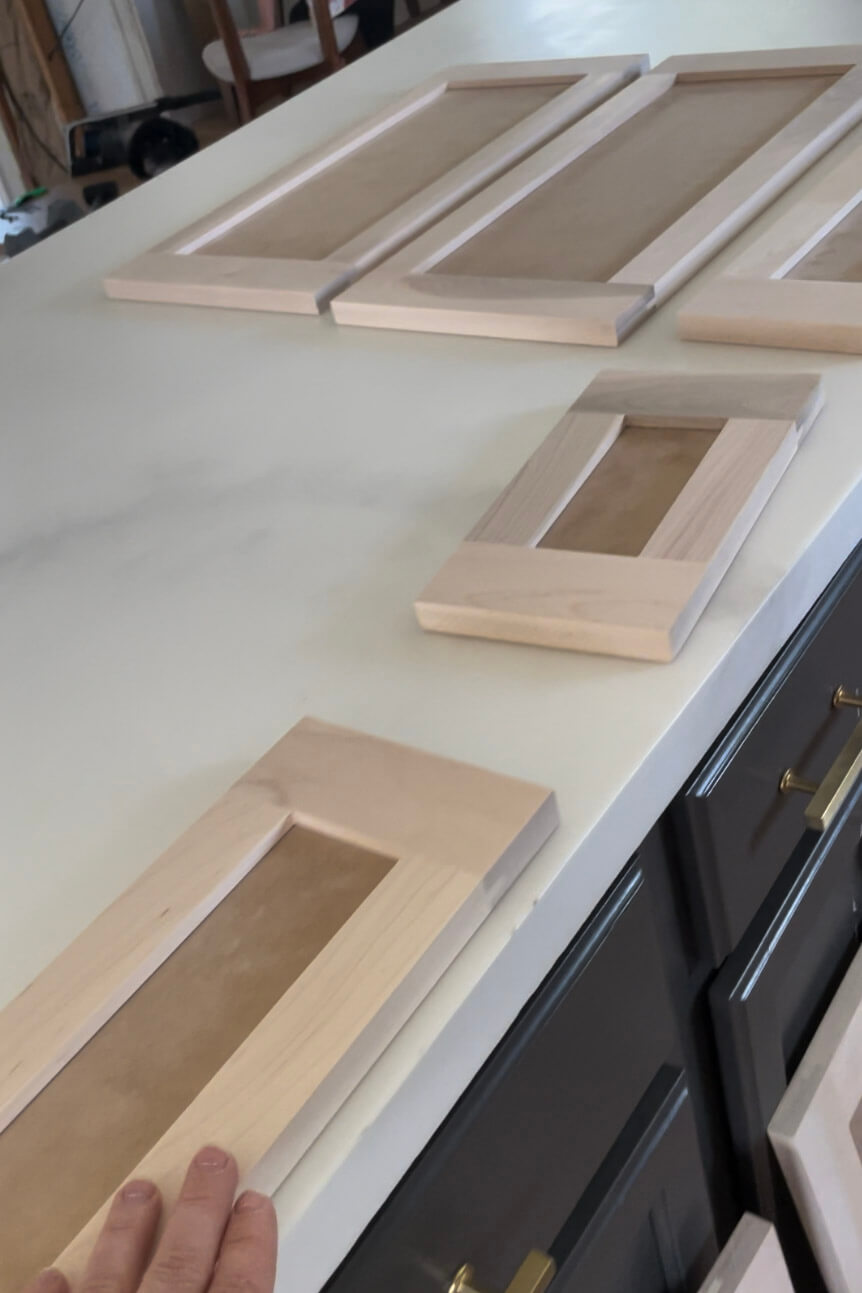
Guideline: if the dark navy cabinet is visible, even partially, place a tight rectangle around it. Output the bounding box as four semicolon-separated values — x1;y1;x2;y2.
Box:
326;542;862;1293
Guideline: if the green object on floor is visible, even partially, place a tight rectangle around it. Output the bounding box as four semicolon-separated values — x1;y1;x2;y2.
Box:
9;187;48;209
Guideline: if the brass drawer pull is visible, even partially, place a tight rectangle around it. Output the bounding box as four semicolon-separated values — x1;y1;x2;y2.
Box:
833;685;862;710
780;719;862;832
449;1252;556;1293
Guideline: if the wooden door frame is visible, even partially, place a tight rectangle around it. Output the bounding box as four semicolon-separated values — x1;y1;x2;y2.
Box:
415;372;824;662
333;47;862;345
103;56;648;314
0;717;557;1285
680;140;862;352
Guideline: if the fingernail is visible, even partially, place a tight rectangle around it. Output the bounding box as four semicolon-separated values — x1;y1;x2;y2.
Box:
122;1180;157;1202
194;1146;230;1171
235;1190;267;1212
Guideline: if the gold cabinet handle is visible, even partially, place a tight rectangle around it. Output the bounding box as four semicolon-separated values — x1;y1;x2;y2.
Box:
834;685;862;710
449;1252;556;1293
780;719;862;832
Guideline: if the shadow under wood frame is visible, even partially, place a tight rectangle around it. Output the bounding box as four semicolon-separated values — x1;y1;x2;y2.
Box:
333;46;862;346
680;138;862;353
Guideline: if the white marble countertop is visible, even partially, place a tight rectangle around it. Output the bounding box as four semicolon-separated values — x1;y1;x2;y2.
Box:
3;0;862;1287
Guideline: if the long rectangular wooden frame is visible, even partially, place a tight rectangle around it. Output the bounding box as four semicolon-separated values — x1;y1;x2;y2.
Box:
769;942;862;1293
415;372;824;661
679;140;862;353
102;57;647;315
0;716;557;1282
332;47;862;346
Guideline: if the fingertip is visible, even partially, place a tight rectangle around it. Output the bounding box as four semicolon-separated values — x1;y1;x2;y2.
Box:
28;1270;69;1293
234;1190;274;1215
209;1189;277;1293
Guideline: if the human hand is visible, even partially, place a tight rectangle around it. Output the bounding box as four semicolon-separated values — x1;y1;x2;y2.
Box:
23;1147;277;1293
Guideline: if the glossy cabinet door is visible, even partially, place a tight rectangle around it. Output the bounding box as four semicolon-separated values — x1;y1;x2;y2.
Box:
676;541;862;964
326;863;714;1293
549;1068;716;1293
709;789;862;1292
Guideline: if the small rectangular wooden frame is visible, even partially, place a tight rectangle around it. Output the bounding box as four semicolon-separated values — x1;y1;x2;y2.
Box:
103;57;647;315
769;942;862;1293
333;47;862;345
0;717;557;1289
696;1215;793;1292
415;371;824;662
679;140;862;353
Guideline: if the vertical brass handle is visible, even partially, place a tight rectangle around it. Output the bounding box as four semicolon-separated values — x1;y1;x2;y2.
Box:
780;718;862;832
449;1252;556;1293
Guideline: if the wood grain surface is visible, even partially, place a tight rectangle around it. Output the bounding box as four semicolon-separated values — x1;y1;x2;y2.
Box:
436;76;834;282
539;423;717;557
575;370;823;425
416;541;708;660
678;140;862;351
789;198;862;281
641;419;797;563
679;275;862;352
335;51;862;345
104;57;646;314
469;410;624;545
0;828;392;1293
206;84;567;261
0;718;557;1289
415;371;823;660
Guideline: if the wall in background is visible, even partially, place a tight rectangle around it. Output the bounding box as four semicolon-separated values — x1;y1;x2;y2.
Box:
133;1;211;97
0;3;67;188
45;0;160;112
0;124;22;202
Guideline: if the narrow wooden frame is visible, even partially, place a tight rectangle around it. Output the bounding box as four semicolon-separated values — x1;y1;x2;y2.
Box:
697;1215;793;1292
0;717;557;1286
680;141;862;353
103;57;647;314
415;372;823;661
332;48;862;345
769;944;862;1293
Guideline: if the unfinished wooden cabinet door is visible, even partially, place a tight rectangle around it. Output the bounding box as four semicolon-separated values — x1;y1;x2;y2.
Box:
415;371;823;661
769;941;862;1293
333;47;862;345
0;718;557;1293
680;141;862;353
103;57;646;314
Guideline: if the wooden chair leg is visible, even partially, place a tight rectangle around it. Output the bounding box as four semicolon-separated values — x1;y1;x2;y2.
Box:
218;79;240;127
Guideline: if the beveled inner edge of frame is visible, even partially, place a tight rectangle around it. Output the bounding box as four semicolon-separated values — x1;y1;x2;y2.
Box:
538;421;719;557
0;827;394;1293
434;73;838;283
192;81;574;262
789;197;862;283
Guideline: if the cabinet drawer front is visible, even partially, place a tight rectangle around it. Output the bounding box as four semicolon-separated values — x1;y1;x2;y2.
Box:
709;789;862;1293
677;539;862;962
550;1068;716;1293
326;865;677;1293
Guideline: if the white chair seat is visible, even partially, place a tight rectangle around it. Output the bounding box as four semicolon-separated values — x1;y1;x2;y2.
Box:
203;14;359;82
